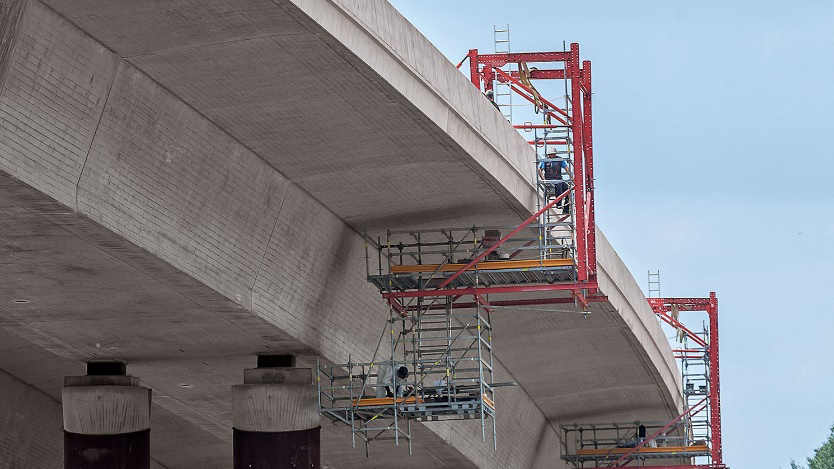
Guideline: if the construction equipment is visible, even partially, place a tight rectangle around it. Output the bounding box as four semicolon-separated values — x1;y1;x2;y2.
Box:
318;41;602;455
319;38;727;468
561;293;725;468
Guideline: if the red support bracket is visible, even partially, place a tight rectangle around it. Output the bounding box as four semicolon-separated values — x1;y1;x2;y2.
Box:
465;43;597;285
493;68;569;117
647;294;724;466
655;310;708;348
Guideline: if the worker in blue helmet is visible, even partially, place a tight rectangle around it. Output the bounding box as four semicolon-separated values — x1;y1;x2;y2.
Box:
538;146;570;213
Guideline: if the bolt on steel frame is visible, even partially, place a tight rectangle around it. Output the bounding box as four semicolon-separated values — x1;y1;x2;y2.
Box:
318;43;607;454
560;293;725;468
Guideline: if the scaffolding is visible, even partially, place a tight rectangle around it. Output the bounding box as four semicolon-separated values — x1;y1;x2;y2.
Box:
462;43;598;290
560;293;725;468
561;420;711;465
317;299;498;454
319;42;606;455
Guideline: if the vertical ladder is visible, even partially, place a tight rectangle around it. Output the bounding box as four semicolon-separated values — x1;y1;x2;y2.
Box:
680;326;711;461
648;270;661;298
493;25;512;121
532;117;575;263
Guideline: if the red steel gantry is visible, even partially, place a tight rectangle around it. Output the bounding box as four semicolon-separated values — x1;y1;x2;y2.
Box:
320;41;727;466
560;293;725;468
467;44;597;293
437;43;599;306
646;293;724;468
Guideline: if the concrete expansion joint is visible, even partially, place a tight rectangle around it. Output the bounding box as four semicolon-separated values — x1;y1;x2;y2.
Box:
74;54;121;213
250;182;290;309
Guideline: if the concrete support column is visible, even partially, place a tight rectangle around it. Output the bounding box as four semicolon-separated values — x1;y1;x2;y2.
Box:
62;362;151;469
232;355;320;469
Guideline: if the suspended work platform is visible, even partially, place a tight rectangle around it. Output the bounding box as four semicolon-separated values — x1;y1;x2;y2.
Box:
319;41;608;456
367;225;578;293
560;293;726;468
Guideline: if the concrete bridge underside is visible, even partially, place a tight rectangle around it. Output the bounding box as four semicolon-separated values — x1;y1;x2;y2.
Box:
0;0;681;467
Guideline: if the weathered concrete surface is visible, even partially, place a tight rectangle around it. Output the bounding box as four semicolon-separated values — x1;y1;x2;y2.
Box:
0;173;477;468
0;0;680;467
34;0;537;229
0;368;64;469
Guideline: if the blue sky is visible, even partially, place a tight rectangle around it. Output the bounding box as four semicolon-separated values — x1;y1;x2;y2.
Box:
388;1;834;467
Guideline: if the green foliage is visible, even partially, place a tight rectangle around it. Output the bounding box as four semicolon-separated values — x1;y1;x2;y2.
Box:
796;424;834;469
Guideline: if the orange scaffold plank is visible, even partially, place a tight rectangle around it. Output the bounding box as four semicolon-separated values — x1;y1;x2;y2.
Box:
351;397;424;407
483;395;495;409
575;445;709;456
389;258;573;274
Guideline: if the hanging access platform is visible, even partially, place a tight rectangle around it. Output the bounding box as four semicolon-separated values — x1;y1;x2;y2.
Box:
560;293;726;468
318;42;606;455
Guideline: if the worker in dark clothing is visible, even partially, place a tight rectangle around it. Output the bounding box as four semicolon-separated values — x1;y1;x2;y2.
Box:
538;146;571;213
485;89;500;110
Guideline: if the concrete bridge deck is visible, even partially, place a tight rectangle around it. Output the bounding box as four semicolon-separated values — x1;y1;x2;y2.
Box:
0;0;680;467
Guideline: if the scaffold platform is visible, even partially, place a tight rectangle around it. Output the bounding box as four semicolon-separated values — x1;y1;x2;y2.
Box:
560;294;724;468
367;229;577;292
318;307;498;453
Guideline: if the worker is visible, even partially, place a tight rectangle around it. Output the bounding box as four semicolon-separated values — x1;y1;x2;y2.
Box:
482;229;507;260
538;146;570;213
485;89;500;110
617;424;646;449
375;364;409;398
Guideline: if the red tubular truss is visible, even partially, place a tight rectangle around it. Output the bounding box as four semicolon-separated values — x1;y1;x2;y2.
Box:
647;294;724;466
465;44;597;287
379;186;602;315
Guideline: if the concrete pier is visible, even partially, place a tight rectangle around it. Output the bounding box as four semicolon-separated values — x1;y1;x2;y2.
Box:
232;356;320;469
62;363;151;469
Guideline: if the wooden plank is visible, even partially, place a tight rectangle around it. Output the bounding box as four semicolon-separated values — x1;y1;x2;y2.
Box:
351;397;423;407
389;258;573;274
575;445;709;455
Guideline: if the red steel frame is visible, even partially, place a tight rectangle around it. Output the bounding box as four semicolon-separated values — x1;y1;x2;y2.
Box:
464;44;597;290
444;47;725;468
383;46;725;467
646;293;724;468
382;189;604;310
382;45;601;312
